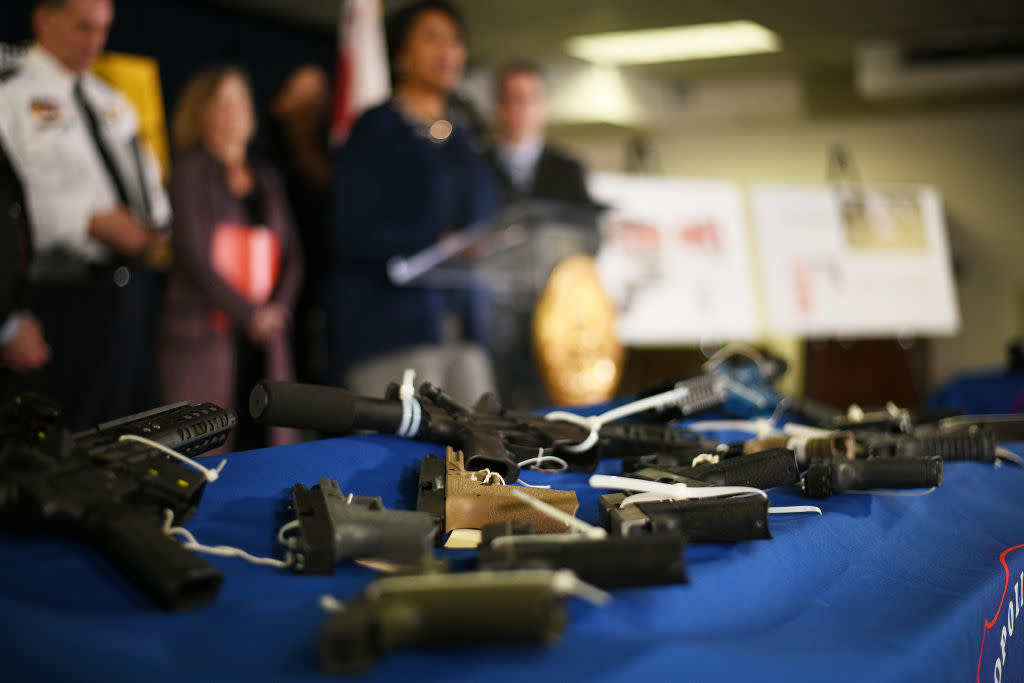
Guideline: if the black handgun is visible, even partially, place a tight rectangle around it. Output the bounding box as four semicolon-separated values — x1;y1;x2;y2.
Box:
801;454;944;498
476;519;688;588
0;393;236;610
857;428;997;463
249;379;703;481
286;479;438;573
597;492;772;542
625;447;801;491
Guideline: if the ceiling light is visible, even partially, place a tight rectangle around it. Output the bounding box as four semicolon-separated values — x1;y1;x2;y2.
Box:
566;21;781;65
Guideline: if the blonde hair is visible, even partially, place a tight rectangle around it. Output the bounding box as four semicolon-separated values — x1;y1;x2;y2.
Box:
171;65;251;155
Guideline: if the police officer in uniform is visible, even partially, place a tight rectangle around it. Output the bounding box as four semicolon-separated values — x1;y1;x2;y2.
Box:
0;0;171;429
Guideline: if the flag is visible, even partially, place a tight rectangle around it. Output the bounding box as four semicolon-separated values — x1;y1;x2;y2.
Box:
330;0;391;145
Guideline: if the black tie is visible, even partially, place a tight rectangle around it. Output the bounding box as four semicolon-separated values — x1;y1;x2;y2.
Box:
73;79;134;211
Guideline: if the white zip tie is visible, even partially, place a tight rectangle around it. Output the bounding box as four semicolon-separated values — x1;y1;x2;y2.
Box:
544;385;692;453
276;519;301;546
592;475;822;515
517;450;569;472
162;509;293;568
118;434;226;482
550;568;612;606
701;342;765;372
686;418;781;438
470;469;505;486
508;488;606;539
398;368;416;400
691;453;719;466
768;505;822;515
996;447;1024;466
782;422;833;438
589;474;767;503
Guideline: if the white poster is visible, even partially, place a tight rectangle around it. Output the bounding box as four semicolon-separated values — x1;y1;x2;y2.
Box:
752;183;960;337
589;173;760;345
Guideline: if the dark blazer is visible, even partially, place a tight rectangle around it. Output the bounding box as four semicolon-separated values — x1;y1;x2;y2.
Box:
0;132;31;330
326;101;499;379
487;144;592;206
158;150;304;446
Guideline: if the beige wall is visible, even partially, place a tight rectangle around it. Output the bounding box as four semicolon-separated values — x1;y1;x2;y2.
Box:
550;104;1024;394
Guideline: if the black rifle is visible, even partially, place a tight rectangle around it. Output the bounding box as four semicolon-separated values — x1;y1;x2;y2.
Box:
0;393;236;610
249;379;705;482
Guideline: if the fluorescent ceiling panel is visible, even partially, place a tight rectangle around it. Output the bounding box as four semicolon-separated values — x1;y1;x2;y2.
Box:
566;21;781;65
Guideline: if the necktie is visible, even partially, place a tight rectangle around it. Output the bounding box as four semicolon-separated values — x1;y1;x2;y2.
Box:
73;79;134;211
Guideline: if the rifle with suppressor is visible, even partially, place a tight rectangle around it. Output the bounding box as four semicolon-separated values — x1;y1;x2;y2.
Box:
249;379;706;482
0;393;236;610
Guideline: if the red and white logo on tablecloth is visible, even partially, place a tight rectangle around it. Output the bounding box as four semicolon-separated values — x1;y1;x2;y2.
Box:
978;544;1024;683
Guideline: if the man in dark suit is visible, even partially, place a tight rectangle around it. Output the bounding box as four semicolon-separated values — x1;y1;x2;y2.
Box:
0;125;50;387
488;62;592;206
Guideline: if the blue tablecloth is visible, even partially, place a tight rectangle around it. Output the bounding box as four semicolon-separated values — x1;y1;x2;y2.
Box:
2;433;1024;683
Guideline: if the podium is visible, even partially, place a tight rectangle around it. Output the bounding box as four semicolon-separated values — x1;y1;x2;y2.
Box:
386;200;606;408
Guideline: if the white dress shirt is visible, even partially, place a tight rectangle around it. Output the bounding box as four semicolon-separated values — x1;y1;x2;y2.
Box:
495;137;544;193
0;45;170;263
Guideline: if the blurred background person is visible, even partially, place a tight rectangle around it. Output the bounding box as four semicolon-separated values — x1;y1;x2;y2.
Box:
326;0;499;403
266;63;331;385
0;0;170;430
488;61;592;206
161;64;303;450
0;126;50;397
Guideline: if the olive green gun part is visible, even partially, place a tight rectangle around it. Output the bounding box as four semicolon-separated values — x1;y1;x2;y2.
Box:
417;448;579;536
318;568;609;674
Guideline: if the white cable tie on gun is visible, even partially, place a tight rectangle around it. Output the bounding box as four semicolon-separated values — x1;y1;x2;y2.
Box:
118;434;226;483
470;469;506;486
518;449;569;472
399;368;416;400
782;422;833;438
701;342;766;372
161;510;292;569
550;569;612;607
396;396;422;439
768;505;822;515
996;447;1024;467
588;474;767;505
691;453;719;466
544;385;692;454
508;488;606;539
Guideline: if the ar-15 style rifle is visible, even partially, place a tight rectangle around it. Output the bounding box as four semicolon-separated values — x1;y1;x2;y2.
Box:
0;394;236;610
249;379;706;482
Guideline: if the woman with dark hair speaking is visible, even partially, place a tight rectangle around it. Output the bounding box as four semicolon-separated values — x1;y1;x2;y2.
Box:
326;0;500;403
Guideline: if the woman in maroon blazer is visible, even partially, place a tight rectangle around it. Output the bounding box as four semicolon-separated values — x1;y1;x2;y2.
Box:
160;65;303;450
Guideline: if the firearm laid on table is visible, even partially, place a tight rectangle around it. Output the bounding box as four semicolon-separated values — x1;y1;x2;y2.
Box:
319;568;610;675
0;393;237;610
249;379;711;482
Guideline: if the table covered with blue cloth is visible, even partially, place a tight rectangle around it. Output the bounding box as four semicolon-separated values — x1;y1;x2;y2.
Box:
2;430;1023;683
